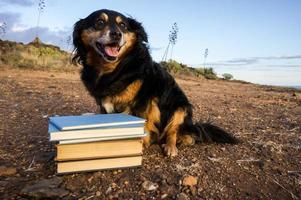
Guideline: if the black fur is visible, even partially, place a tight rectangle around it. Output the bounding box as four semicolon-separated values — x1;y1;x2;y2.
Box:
73;9;238;146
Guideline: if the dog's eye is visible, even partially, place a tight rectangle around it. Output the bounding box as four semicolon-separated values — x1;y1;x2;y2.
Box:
120;22;127;29
97;19;105;26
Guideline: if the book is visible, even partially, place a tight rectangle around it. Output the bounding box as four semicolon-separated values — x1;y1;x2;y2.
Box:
49;113;145;131
56;139;143;161
58;132;147;144
57;156;142;174
49;123;145;141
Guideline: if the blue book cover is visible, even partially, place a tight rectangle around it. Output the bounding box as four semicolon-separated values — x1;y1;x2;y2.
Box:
48;122;146;141
49;113;145;131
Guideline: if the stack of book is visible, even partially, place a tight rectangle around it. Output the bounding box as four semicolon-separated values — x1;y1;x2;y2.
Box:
48;113;146;174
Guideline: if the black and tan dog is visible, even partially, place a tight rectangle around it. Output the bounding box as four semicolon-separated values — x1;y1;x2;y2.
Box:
73;9;238;157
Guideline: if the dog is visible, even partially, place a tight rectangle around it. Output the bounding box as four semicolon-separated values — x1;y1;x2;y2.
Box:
72;9;238;157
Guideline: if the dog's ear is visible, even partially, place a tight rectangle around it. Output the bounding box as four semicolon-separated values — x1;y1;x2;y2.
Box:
72;19;86;64
127;17;148;43
73;19;85;49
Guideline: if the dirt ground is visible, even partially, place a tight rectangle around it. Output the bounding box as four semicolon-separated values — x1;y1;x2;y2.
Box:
0;68;300;200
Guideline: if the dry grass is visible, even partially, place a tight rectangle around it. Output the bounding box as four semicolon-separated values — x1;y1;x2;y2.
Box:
0;39;76;71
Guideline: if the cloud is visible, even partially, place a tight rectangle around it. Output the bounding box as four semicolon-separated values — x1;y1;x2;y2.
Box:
7;26;71;46
213;54;301;67
254;55;301;60
224;58;258;65
266;64;301;68
0;11;72;51
0;0;34;7
0;12;20;29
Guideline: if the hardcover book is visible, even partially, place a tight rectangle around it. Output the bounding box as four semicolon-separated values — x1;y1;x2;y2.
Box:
49;113;145;131
56;139;143;161
49;123;145;141
57;156;142;174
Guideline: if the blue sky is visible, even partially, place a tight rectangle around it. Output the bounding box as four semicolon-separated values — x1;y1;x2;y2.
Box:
0;0;300;86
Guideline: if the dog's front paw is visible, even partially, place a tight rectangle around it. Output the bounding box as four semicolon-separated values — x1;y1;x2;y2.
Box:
142;135;151;148
162;144;178;157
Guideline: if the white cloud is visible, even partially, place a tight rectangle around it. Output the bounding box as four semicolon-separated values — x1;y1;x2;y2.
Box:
0;11;72;51
0;0;34;7
11;24;28;32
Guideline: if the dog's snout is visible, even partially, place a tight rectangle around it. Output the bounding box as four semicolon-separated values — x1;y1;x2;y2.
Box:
110;31;122;40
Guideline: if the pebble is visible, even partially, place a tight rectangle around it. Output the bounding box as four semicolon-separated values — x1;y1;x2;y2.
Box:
106;186;112;194
142;180;158;191
20;177;69;199
190;186;197;196
177;192;190;200
0;166;17;176
182;175;198;187
96;191;101;196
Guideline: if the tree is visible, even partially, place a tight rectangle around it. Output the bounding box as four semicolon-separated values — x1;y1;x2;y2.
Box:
222;73;233;80
162;22;179;61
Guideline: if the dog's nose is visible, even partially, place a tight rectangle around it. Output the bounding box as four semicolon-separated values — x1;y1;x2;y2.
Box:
110;31;122;40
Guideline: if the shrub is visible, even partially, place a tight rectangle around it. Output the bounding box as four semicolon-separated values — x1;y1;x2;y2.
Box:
0;39;76;70
222;73;233;80
160;60;218;79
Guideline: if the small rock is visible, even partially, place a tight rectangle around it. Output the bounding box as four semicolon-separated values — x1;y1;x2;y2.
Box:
177;192;190;200
0;180;8;187
20;177;68;199
88;176;93;183
0;166;17;176
161;193;168;199
190;186;197;196
111;182;117;189
182;175;197;187
142;180;158;191
106;186;112;194
294;92;301;100
96;191;101;196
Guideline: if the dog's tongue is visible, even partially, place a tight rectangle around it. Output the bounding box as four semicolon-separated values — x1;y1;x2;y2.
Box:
104;45;119;57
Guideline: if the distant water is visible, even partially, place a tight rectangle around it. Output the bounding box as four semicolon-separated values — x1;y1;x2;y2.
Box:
213;65;301;89
286;86;301;90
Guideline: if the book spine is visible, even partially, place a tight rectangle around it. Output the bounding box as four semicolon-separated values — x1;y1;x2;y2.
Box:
56;139;143;161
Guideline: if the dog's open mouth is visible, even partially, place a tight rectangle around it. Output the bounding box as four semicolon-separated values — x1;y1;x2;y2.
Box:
95;41;121;61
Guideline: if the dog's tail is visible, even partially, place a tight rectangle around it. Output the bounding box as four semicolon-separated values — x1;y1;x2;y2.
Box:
191;122;239;144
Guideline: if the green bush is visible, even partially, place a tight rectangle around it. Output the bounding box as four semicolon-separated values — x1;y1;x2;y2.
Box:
222;73;233;80
0;39;76;70
160;60;218;79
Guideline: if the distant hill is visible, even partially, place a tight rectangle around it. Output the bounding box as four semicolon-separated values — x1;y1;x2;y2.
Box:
160;60;218;80
0;37;75;70
0;38;220;79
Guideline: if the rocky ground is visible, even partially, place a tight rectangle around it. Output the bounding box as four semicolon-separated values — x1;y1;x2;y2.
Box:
0;68;300;199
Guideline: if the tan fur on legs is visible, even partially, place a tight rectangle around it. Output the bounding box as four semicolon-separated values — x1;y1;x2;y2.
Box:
142;98;160;147
178;135;196;146
162;108;186;157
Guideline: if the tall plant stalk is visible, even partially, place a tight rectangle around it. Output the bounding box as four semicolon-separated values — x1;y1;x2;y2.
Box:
36;0;45;37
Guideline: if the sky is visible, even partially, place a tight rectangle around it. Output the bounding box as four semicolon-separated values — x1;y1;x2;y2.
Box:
0;0;300;86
